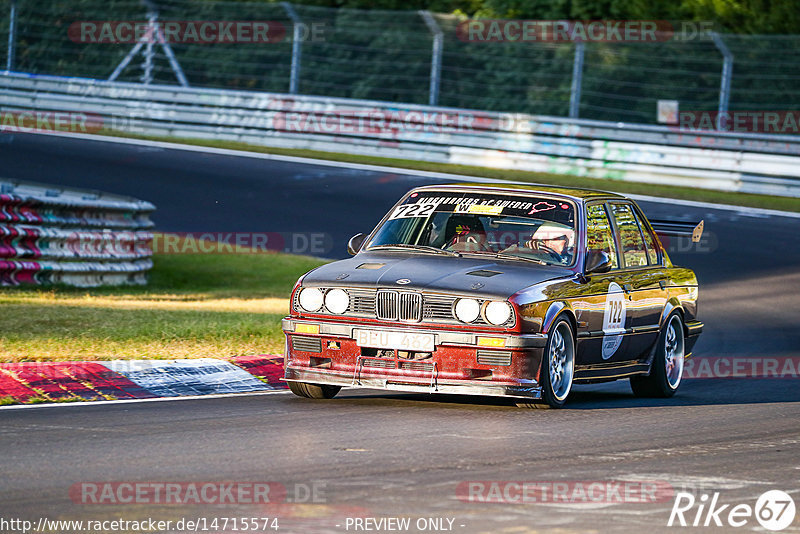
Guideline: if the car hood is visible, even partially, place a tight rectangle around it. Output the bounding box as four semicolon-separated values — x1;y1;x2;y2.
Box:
301;252;574;299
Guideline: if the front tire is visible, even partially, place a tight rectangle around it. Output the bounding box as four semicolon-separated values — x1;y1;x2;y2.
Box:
631;313;685;398
518;317;575;409
288;381;341;399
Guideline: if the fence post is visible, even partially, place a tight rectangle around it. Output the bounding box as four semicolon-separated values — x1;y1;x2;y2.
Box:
711;32;733;130
419;10;443;106
569;42;585;118
142;11;155;84
6;0;17;72
282;2;303;94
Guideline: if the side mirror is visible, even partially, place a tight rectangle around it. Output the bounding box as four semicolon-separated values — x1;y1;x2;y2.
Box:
585;250;612;274
347;233;367;256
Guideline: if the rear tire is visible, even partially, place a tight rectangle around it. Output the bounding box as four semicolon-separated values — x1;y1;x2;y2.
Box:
517;317;575;409
631;313;685;398
288;381;341;399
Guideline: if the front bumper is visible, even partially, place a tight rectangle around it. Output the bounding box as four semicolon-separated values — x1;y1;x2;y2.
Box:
285;367;542;400
282;317;545;400
281;318;548;349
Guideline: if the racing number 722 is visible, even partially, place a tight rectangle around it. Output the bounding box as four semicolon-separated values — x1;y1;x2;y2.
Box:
391;203;437;219
610;300;623;324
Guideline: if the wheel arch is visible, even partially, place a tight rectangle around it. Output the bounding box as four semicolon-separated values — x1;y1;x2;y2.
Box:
542;301;577;340
660;298;685;329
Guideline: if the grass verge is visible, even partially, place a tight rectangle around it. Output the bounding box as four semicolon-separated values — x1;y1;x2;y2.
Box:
104;130;800;213
0;252;326;362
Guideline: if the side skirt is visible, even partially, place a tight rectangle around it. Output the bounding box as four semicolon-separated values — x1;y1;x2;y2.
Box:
574;361;651;383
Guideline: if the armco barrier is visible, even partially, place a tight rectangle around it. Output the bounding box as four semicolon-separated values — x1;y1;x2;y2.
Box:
0;179;154;287
2;72;800;197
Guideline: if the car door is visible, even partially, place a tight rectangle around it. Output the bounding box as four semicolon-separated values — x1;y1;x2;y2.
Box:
607;202;669;360
574;201;630;365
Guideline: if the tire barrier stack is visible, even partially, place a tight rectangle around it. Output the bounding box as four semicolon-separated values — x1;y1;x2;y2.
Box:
2;72;800;197
0;179;155;287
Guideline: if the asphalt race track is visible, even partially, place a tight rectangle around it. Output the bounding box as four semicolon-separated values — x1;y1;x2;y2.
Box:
1;133;799;533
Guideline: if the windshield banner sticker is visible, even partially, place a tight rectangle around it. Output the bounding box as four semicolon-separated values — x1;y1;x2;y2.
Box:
400;193;575;222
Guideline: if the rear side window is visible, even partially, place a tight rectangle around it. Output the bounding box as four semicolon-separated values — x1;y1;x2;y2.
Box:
634;208;660;265
609;203;649;268
586;203;619;269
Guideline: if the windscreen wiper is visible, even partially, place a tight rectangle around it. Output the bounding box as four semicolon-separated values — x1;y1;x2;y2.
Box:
461;250;548;265
493;252;548;265
369;244;461;257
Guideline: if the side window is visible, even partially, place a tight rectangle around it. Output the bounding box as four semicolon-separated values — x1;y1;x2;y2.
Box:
633;208;660;265
586;203;619;269
609;203;648;268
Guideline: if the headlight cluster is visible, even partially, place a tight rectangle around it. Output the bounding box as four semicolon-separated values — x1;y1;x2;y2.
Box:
297;287;350;314
453;298;512;325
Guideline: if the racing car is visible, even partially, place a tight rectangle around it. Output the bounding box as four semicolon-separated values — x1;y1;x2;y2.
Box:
282;183;703;408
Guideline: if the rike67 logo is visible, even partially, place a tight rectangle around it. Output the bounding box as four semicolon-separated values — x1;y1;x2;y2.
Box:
668;490;796;530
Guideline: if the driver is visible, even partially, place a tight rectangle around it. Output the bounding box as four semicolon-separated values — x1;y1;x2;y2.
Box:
526;223;574;263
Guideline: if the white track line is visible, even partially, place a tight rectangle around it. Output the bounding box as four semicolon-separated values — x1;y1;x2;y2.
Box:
18;130;800;219
0;389;292;411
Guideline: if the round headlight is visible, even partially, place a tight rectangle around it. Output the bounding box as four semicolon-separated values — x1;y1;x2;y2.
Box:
298;287;323;312
484;301;512;325
324;288;349;314
454;298;481;323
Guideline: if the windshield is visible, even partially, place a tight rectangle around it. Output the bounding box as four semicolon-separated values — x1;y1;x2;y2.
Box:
366;191;576;266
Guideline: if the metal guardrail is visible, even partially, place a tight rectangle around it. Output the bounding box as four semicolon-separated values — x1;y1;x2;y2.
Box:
0;177;154;287
2;71;800;198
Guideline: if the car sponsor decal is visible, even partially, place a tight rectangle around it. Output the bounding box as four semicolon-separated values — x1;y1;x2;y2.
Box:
455;204;504;215
528;201;557;214
389;202;438;219
602;282;627;359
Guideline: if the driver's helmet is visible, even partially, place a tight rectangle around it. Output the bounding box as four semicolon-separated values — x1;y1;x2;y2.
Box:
530;223;574;251
445;215;487;251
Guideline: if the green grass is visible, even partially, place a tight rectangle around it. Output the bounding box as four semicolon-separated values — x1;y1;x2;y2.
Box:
0;252;327;362
105;130;800;213
0;396;87;406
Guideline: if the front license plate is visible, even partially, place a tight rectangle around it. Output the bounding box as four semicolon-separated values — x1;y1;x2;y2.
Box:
354;329;435;352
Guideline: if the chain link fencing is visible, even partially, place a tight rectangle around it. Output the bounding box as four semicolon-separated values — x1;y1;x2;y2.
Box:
2;0;800;125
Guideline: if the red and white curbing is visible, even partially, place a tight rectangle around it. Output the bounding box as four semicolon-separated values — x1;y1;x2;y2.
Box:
4;354;795;405
0;356;286;404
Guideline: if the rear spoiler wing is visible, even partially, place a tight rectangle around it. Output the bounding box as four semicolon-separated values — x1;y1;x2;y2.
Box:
649;219;704;243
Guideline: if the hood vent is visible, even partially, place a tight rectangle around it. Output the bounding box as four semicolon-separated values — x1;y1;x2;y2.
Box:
467;269;503;277
356;263;386;270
